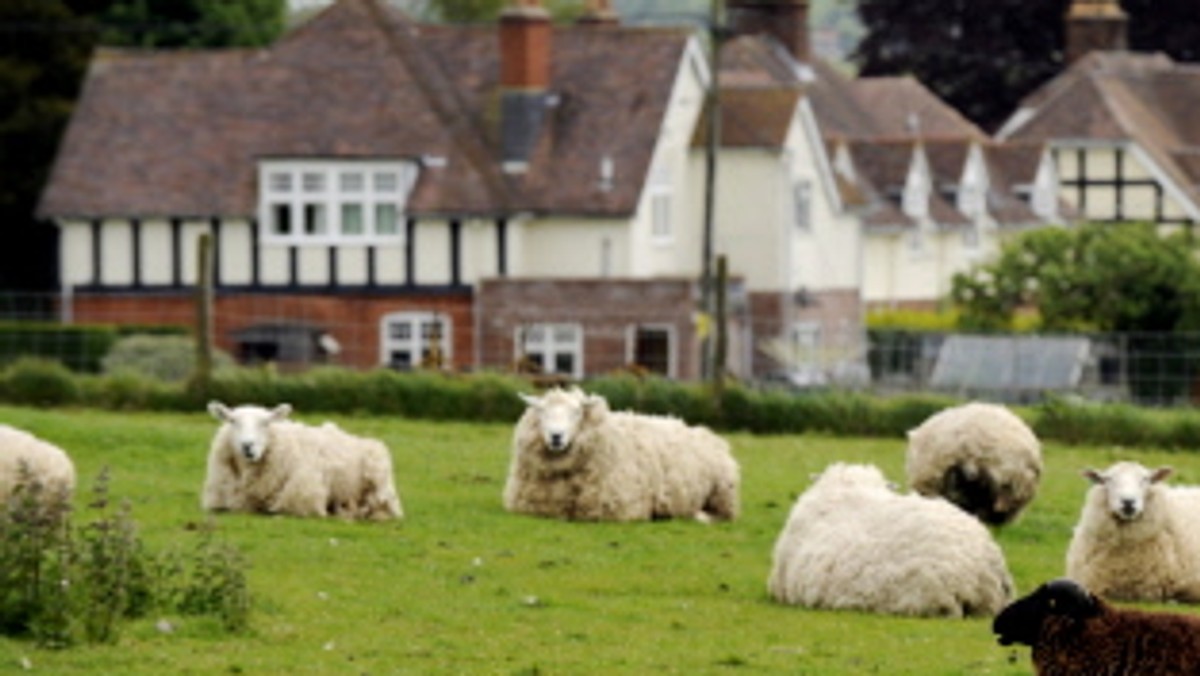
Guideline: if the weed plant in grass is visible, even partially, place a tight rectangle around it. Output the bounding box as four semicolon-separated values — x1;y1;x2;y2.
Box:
0;405;1196;673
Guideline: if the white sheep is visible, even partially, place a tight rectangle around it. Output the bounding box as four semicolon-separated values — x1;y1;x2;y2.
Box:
203;402;402;520
0;424;75;512
906;401;1042;525
503;387;739;522
768;462;1014;617
1065;461;1200;603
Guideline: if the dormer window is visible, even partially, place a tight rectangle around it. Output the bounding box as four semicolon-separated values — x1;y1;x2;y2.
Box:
259;160;418;245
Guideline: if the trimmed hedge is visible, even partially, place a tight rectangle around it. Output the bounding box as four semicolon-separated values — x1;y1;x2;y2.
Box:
0;360;1198;450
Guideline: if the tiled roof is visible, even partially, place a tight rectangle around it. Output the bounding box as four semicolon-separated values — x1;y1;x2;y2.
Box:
1000;50;1200;216
39;0;691;220
692;87;802;148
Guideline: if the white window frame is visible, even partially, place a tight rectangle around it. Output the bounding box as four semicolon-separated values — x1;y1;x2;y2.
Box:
516;323;583;379
625;323;676;378
379;311;452;370
259;160;418;246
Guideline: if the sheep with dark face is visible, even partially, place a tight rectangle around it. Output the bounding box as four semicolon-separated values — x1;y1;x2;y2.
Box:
1066;461;1200;603
906;401;1042;526
994;578;1200;675
503;387;739;522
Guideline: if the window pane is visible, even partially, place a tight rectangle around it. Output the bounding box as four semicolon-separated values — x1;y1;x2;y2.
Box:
304;203;326;235
342;204;364;235
652;193;671;238
525;325;545;344
552;325;577;345
302;172;325;193
793;181;811;229
272;203;291;235
389;350;412;369
376;204;399;235
554;353;574;375
374;172;398;193
527;353;544;370
340;172;364;193
269;172;292;193
634;328;670;375
390;322;412;340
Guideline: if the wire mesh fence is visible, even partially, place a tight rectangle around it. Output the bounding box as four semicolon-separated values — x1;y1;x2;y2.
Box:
3;291;1200;406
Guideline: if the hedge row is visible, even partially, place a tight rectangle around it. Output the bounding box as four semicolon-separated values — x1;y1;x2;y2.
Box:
0;357;1197;450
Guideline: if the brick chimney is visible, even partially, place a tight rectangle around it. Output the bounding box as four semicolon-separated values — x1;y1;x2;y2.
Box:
1065;0;1127;64
499;1;552;169
578;0;619;26
500;0;551;90
727;0;810;64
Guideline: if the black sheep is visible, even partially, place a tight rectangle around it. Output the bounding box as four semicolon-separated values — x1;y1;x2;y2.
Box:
993;578;1200;675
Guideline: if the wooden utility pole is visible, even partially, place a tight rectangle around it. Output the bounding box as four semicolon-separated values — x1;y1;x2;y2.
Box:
700;0;724;382
714;254;728;398
191;232;214;393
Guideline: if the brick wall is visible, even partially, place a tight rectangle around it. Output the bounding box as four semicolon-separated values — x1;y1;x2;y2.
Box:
69;290;473;371
477;278;702;379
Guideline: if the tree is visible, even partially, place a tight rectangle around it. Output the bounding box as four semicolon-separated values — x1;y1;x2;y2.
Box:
0;0;105;296
98;0;285;48
0;0;284;298
424;0;584;22
853;0;1200;131
950;223;1200;333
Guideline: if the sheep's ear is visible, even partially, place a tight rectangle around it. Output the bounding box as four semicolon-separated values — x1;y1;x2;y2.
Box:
518;392;542;409
270;403;293;421
1151;467;1174;484
1044;579;1100;619
1082;469;1105;484
208;401;231;422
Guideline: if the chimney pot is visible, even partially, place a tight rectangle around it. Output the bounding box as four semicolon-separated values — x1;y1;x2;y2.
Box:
1065;0;1127;64
727;0;811;64
500;1;552;90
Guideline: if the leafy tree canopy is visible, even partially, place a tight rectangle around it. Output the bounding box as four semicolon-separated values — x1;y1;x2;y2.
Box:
98;0;285;48
853;0;1200;131
950;223;1200;334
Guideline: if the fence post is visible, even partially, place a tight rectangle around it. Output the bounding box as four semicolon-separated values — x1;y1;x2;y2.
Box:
190;232;214;395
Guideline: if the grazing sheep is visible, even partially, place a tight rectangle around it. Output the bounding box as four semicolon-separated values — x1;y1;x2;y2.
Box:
994;578;1200;675
203;402;402;520
906;401;1042;525
1065;461;1200;603
503;387;739;522
768;462;1013;618
0;424;75;511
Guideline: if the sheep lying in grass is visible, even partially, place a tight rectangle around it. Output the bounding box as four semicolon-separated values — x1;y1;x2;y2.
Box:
0;424;75;511
768;462;1013;617
1066;461;1200;602
203;402;402;520
906;401;1042;525
503;387;739;522
994;578;1200;675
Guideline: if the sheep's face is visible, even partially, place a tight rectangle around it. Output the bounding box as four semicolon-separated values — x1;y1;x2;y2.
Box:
209;401;293;463
993;579;1100;648
519;389;604;454
1084;462;1173;522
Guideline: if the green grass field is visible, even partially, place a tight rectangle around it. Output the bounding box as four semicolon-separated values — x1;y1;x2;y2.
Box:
0;404;1195;674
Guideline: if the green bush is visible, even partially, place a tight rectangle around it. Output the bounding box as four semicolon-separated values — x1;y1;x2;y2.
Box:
0;323;122;373
102;334;234;383
0;358;80;407
0;470;249;647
